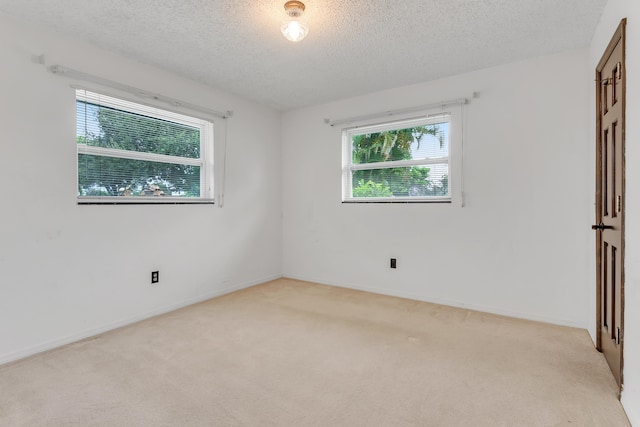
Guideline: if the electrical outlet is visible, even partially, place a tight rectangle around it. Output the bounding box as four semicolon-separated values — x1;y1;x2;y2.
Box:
151;271;159;284
390;258;397;269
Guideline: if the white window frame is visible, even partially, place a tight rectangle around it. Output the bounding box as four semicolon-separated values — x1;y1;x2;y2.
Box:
76;89;215;204
342;107;462;204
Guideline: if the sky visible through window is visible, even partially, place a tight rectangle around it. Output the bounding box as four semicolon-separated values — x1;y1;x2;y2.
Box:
76;101;102;139
409;122;449;182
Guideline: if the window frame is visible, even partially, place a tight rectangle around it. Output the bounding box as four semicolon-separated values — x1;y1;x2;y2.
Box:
75;89;216;204
341;110;460;204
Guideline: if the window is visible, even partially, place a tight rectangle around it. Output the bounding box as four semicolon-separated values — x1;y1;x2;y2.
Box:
76;89;214;203
342;114;453;202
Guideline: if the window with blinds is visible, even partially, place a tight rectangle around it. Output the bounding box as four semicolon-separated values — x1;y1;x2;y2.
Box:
342;115;451;202
76;89;214;203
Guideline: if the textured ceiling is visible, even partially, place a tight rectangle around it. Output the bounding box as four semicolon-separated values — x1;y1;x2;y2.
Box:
0;0;607;110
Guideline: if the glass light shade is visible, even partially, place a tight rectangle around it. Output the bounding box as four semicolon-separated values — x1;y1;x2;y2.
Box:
281;20;309;42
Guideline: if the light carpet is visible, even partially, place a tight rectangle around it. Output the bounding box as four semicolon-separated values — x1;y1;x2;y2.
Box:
0;278;631;426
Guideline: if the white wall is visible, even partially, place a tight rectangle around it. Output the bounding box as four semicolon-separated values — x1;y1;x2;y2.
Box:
282;49;592;328
0;14;282;364
590;1;640;423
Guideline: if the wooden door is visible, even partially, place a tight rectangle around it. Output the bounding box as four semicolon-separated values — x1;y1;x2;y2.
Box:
595;19;626;389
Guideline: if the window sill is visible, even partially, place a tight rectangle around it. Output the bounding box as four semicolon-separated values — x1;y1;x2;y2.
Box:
77;197;216;205
342;198;451;204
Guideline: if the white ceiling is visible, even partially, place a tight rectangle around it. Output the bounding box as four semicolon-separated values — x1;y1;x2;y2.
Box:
0;0;607;110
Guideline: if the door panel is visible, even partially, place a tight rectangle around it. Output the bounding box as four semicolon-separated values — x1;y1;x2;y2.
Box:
595;19;625;389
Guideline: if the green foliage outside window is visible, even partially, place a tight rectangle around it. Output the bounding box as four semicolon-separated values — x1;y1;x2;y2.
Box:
77;102;201;197
351;125;448;197
352;180;393;198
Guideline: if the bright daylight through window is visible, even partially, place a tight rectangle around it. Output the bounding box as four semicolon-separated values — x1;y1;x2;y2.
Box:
76;89;214;203
342;115;451;202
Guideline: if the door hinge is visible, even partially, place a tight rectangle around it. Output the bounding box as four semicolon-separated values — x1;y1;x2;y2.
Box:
616;327;622;345
616;62;622;80
617;195;622;213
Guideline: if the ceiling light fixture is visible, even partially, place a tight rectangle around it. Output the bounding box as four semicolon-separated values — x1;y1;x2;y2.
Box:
281;1;309;42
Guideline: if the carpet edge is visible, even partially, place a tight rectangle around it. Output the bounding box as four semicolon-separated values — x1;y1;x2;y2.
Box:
282;274;586;329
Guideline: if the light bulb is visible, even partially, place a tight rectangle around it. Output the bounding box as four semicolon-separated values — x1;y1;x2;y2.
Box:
281;20;309;42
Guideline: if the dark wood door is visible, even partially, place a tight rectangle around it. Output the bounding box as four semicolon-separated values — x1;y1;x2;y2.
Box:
595;19;626;389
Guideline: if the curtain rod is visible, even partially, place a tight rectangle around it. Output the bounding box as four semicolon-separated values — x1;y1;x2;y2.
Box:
324;94;476;127
47;64;233;120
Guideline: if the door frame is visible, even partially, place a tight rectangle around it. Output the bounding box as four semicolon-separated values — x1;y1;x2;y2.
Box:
595;18;626;389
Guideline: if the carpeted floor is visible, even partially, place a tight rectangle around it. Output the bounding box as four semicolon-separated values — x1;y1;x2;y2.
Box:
0;278;631;426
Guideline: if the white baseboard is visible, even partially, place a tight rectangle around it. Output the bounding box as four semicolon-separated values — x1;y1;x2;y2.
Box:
622;392;639;426
0;274;282;366
283;274;585;329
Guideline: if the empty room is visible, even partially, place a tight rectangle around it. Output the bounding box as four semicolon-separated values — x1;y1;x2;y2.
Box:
0;0;639;425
